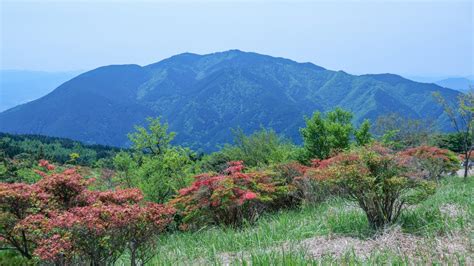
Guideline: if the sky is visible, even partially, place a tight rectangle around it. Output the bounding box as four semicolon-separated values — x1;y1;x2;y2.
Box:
1;0;473;77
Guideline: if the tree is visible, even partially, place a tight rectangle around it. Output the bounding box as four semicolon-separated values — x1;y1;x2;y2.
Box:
114;117;193;202
113;151;138;188
430;132;470;153
434;90;474;179
355;119;373;146
210;128;297;169
300;108;353;162
133;147;193;202
128;117;176;156
374;113;432;149
68;152;80;165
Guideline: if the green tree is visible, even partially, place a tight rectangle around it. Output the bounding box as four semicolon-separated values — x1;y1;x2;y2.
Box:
198;128;297;172
128;117;176;156
354;119;373;146
434;90;474;180
68;152;80;165
113;151;138;188
225;128;296;167
114;117;193;202
300;108;353;162
134;147;192;202
430;132;471;153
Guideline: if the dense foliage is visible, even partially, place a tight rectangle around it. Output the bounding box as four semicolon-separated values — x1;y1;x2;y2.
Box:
171;161;292;228
0;133;120;167
400;146;459;182
113;117;195;203
0;161;174;265
300;108;374;163
198;128;298;172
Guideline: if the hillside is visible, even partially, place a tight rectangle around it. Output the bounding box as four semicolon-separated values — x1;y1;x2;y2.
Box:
0;50;460;151
0;132;120;167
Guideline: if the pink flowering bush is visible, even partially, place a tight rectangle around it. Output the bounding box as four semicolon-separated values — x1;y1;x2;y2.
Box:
400;145;459;182
0;160;175;265
171;161;291;228
0;183;41;259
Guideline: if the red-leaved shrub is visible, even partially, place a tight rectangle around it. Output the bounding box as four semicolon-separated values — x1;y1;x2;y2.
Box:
400;145;459;182
171;161;291;228
304;144;436;229
0;160;175;265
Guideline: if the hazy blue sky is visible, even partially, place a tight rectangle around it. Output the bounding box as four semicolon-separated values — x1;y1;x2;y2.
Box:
1;1;472;77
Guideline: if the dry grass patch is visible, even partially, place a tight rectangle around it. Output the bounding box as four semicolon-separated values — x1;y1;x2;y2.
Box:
213;227;472;265
439;203;468;219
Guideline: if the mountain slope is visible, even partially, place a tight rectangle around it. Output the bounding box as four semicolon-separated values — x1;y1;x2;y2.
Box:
0;50;460;151
0;70;82;111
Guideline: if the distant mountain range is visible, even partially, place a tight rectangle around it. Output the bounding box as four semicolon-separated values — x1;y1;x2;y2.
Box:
0;50;460;151
435;77;473;92
0;70;83;112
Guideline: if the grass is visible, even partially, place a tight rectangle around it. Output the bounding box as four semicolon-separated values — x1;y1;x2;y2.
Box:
143;177;473;265
227;249;469;265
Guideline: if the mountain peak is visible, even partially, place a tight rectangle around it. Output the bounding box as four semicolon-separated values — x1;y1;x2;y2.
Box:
147;50;326;72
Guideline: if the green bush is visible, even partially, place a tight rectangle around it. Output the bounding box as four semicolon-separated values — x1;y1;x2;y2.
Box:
307;144;436;229
201;128;298;172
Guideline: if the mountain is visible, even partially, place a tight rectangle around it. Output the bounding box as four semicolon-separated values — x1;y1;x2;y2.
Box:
0;50;460;151
0;70;83;112
435;77;473;92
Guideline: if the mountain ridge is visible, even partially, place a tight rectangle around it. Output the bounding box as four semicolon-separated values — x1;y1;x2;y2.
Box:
0;50;460;151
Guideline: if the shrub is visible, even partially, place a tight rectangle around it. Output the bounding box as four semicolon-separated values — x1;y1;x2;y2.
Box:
0;183;41;259
270;162;320;205
308;144;436;230
1;160;175;265
400;145;460;182
23;202;175;265
221;128;297;168
171;161;291;228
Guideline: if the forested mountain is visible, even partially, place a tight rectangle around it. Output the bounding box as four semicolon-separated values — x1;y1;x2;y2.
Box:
0;50;460;151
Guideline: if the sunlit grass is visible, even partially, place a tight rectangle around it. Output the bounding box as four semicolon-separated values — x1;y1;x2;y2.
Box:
142;177;473;265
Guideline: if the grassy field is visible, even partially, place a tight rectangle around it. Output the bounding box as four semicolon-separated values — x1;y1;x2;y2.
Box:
138;177;473;265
